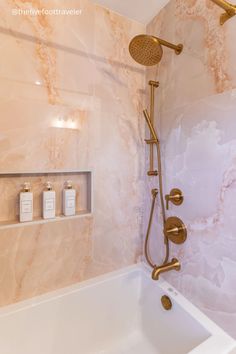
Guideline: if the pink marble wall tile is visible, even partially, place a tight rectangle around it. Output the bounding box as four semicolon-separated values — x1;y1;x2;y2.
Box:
146;0;236;339
0;0;145;305
147;0;236;113
88;4;145;271
0;216;93;306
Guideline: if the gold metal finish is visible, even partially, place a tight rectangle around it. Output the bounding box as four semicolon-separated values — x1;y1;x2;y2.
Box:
143;109;169;265
164;217;187;244
143;95;170;266
129;35;163;66
144;189;159;268
147;170;158;176
165;188;184;210
129;30;187;282
147;80;159;176
149;80;159;88
145;139;159;144
157;40;183;55
161;295;172;310
152;258;181;280
143;102;186;279
143;109;159;143
143;110;166;225
211;0;236;25
129;35;183;66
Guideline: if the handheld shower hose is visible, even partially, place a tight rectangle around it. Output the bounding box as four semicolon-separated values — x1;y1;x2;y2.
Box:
143;110;170;267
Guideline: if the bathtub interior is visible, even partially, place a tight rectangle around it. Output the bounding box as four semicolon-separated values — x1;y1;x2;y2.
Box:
140;274;211;354
0;265;229;354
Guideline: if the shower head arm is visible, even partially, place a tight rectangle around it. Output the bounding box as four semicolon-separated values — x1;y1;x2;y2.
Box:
211;0;236;25
211;0;235;14
156;37;183;55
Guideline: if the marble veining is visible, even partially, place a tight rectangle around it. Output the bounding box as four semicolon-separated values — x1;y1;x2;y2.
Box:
146;0;236;339
0;0;145;305
175;0;232;93
3;0;236;341
12;0;60;105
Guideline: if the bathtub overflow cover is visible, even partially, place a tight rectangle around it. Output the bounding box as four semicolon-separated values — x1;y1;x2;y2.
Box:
161;295;172;310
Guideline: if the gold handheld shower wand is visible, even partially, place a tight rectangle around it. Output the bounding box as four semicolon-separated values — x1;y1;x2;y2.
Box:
143;83;159;176
143;109;159;143
211;0;236;25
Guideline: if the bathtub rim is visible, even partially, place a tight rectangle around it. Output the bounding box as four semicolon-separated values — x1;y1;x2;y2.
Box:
0;263;143;317
0;262;235;354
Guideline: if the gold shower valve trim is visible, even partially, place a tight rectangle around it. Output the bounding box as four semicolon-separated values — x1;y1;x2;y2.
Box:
164;217;187;245
165;188;184;210
211;0;236;25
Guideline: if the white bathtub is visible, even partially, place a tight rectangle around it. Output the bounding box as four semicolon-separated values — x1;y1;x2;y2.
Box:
0;264;234;354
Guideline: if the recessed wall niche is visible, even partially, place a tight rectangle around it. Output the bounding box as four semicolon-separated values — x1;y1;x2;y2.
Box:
0;171;92;228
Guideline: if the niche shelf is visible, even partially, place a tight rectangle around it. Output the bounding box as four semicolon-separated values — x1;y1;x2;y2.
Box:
0;170;92;230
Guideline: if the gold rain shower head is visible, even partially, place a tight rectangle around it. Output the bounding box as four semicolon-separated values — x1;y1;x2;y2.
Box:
129;34;183;66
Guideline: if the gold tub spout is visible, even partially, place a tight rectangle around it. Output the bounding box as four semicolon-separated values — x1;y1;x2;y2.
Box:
152;258;181;280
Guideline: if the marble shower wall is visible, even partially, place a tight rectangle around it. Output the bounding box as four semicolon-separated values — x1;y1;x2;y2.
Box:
146;0;236;339
0;0;145;305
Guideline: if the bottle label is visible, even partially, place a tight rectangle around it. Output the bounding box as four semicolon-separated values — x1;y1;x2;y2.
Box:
45;199;54;211
21;200;32;213
66;197;75;209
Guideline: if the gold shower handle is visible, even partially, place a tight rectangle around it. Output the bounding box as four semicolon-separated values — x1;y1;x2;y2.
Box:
165;188;184;210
